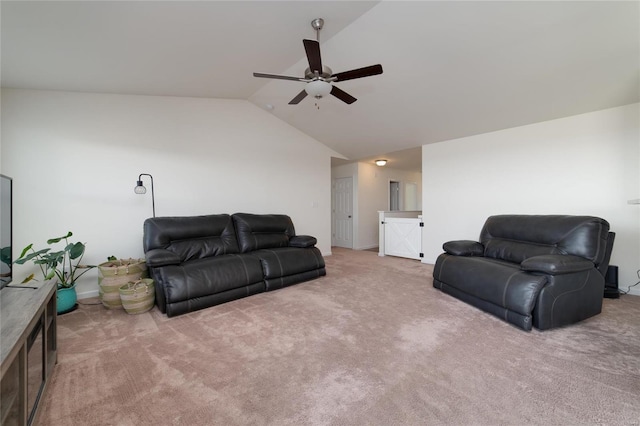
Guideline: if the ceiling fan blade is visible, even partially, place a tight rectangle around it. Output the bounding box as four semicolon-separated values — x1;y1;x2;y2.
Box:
253;72;305;82
332;64;383;82
330;86;357;104
289;90;308;105
303;39;323;74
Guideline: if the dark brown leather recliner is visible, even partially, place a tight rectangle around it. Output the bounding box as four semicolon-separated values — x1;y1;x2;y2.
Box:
433;215;614;331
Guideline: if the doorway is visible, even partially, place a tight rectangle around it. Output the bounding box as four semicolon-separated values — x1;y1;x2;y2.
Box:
390;181;400;211
405;182;418;210
332;177;353;248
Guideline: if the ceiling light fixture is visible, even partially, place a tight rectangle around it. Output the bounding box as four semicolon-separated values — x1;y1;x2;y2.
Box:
375;159;387;166
305;80;332;99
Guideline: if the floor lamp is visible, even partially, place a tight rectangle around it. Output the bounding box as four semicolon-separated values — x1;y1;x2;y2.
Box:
134;173;155;217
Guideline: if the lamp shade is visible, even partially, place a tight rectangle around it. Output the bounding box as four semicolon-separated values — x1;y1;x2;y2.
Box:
305;80;332;99
134;181;146;194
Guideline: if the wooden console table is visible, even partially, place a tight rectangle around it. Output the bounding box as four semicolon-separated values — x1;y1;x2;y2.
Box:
0;280;57;426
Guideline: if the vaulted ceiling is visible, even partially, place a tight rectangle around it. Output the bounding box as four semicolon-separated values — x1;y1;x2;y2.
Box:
2;1;638;172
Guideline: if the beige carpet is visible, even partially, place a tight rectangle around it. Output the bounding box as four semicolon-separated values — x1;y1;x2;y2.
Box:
37;248;640;425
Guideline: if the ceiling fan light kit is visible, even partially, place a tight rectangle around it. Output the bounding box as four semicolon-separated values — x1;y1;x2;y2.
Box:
305;80;332;99
253;18;383;106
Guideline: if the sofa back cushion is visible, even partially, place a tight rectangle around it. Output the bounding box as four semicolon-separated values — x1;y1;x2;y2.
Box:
479;215;610;265
143;214;240;262
232;213;295;253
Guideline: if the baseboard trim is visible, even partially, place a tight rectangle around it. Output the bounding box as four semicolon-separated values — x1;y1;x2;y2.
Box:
356;245;378;251
77;289;99;300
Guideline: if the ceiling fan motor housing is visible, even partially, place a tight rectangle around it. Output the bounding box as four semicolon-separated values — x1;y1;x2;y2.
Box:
305;66;333;80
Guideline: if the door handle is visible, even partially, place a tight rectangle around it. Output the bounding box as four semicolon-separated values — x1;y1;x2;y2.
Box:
348;215;352;218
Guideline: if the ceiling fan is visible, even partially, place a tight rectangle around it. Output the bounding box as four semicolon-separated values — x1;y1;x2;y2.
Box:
253;18;383;105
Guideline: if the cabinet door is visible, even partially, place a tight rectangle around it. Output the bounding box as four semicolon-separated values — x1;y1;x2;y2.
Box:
0;347;25;426
26;317;45;426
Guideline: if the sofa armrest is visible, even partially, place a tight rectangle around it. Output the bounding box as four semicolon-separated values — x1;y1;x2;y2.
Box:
289;235;317;248
443;240;484;256
521;255;594;275
145;248;181;267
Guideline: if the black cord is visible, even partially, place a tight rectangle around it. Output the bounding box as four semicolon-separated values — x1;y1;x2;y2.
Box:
619;269;640;295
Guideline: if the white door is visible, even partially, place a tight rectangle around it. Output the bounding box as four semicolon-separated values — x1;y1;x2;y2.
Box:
384;217;422;260
333;177;353;248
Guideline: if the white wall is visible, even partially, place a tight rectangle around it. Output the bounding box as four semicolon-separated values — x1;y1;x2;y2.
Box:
422;103;640;295
332;161;422;250
1;89;340;297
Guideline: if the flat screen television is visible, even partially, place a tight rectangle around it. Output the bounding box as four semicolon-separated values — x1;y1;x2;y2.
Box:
1;174;13;288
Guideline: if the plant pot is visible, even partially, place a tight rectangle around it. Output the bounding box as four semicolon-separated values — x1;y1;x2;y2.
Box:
57;284;78;314
98;258;148;309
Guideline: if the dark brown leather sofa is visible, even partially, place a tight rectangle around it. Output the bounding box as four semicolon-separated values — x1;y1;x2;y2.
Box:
433;215;615;331
143;213;325;317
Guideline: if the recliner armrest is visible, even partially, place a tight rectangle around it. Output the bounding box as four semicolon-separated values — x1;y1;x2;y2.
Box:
146;248;181;267
289;235;317;248
521;255;594;275
443;240;484;256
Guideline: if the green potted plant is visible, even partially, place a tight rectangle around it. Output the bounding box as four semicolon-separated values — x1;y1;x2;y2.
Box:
14;231;95;314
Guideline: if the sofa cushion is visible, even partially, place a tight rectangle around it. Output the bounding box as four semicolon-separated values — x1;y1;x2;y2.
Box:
144;214;240;262
483;239;562;264
156;254;264;304
434;255;547;316
480;215;610;265
145;248;181;267
233;213;295;253
250;247;325;280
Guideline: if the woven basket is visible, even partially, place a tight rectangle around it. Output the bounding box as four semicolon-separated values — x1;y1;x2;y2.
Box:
98;258;148;309
119;279;155;315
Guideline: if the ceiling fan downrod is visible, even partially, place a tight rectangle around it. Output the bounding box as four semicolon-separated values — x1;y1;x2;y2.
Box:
311;18;324;43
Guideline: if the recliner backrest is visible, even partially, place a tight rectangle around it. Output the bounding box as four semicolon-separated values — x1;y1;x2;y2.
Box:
479;215;610;265
232;213;295;253
143;214;240;261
